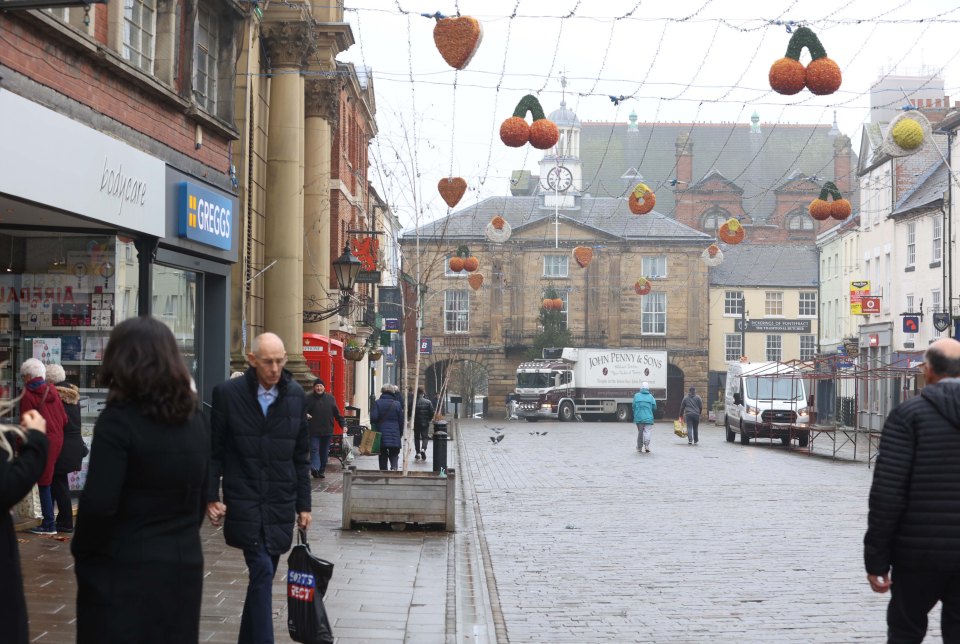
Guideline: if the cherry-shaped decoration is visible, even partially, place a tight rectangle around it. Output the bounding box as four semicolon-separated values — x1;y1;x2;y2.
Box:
500;95;559;150
769;26;842;96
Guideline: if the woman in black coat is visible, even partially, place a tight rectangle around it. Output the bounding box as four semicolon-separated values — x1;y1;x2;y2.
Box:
1;409;49;644
46;363;87;533
71;316;209;644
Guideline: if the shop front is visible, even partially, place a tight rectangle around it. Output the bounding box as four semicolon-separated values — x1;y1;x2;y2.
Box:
0;89;236;491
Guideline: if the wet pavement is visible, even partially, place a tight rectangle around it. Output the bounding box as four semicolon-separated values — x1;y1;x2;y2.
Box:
17;418;940;643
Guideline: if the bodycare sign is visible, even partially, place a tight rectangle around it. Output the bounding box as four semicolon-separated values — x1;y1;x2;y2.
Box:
0;90;164;236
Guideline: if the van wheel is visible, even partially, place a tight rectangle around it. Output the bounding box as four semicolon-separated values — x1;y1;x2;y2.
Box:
558;402;575;422
798;431;809;448
739;422;750;444
616;404;631;422
725;419;735;442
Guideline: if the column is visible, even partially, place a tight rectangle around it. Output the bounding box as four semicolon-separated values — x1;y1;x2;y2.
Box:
261;21;316;378
304;77;339;337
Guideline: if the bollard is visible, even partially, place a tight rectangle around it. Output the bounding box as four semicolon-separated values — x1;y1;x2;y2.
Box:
432;420;449;473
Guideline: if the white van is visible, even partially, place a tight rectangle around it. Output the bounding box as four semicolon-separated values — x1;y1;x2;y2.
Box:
724;361;811;446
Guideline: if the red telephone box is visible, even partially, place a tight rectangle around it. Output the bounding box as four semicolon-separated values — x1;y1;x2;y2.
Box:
303;334;346;432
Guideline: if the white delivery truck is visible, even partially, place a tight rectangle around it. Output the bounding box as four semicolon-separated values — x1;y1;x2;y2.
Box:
724;361;811;446
514;348;668;422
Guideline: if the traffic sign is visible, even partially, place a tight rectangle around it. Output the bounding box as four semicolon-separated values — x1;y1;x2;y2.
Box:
860;297;880;314
903;316;920;334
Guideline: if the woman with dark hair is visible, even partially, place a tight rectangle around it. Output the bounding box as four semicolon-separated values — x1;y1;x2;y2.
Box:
71;316;209;643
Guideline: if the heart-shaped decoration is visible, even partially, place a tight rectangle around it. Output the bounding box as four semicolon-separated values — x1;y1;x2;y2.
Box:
573;246;593;268
433;16;483;70
438;177;467;208
468;273;484;290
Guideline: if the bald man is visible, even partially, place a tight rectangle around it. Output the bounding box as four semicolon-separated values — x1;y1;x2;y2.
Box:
865;337;960;642
206;332;311;644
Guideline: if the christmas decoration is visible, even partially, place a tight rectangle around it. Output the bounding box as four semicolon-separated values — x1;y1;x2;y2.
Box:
628;183;656;215
881;110;933;158
432;15;482;70
808;181;851;221
701;244;724;267
499;95;559;149
468;273;484;290
718;218;745;245
768;26;841;96
485;216;512;243
573;246;593;268
634;277;652;296
449;244;471;273
438;177;467;208
463;256;480;272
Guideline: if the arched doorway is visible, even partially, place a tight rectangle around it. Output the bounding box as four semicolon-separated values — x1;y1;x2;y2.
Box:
665;363;685;419
424;358;491;418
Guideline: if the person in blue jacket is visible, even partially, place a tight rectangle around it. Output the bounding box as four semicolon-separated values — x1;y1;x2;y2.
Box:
633;381;657;453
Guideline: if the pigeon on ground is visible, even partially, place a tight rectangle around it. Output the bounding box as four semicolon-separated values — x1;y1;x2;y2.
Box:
495;434;505;443
489;436;497;444
540;431;548;436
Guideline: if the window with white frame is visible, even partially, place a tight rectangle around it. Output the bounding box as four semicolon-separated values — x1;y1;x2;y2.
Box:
725;334;743;362
933;216;943;263
641;292;666;335
932;290;942;316
194;5;219;112
701;209;728;232
724;291;744;316
906;294;914;313
444;290;470;334
799;292;817;317
765;291;783;316
123;0;157;73
765;335;782;361
787;213;814;231
642;255;667;278
906;221;916;267
543;255;569;278
44;7;69;20
800;335;817;360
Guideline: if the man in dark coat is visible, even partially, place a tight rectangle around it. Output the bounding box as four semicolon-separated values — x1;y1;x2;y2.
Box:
413;386;435;461
1;410;47;644
304;378;345;479
371;385;404;471
865;337;960;642
206;332;311;644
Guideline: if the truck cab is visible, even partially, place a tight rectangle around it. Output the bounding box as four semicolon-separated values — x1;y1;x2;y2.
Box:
515;360;574;421
725;361;810;446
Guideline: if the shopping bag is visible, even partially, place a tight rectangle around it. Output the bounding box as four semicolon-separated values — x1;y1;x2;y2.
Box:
359;429;381;455
287;529;334;644
673;419;687;438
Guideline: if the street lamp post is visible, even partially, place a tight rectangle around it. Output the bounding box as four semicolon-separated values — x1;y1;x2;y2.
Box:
303;245;363;323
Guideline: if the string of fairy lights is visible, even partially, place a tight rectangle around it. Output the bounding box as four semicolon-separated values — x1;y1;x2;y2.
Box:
339;1;960;299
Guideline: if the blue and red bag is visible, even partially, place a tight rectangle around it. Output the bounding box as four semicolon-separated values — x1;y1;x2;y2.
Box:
287;529;334;644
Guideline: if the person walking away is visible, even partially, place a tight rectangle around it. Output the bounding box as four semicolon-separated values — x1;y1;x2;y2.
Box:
865;337;960;643
71;316;209;643
633;381;657;453
679;387;703;445
45;364;86;533
1;409;48;644
19;358;65;535
371;385;404;470
413;387;435;461
304;378;345;479
206;332;311;644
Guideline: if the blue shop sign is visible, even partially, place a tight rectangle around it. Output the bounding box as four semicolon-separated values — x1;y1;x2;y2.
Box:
178;182;233;250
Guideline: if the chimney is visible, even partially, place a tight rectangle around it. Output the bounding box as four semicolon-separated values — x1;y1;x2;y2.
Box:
675;133;693;188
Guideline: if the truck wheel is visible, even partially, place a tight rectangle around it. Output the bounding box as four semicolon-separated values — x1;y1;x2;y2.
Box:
798;431;809;448
780;435;791;445
615;404;631;422
524;417;538;423
725;419;735;443
739;422;750;444
558;402;575;422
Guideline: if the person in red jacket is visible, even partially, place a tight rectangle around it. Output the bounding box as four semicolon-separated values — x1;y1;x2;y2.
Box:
19;358;66;535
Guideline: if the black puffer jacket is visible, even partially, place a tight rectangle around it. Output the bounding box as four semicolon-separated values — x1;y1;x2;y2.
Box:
414;396;435;431
208;368;310;556
54;381;86;474
865;379;960;575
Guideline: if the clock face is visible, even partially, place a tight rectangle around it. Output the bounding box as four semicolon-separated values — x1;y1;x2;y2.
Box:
546;166;573;192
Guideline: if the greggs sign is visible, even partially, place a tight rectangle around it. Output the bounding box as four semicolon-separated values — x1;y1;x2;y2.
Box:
178;182;233;250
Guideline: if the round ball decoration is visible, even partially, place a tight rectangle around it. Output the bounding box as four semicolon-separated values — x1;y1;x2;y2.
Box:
808;181;851;222
485;216;512;243
634;277;652;296
768;26;842;96
881;110;933;158
700;244;724;267
542;298;563;311
467;273;484;290
628;183;656;215
500;95;559;150
718;218;745;245
573;246;593;268
462;256;480;272
438;177;467;208
432;15;483;70
449;244;471;273
448;256;465;272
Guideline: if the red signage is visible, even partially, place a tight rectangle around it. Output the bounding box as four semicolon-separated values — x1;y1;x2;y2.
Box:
861;297;881;314
350;237;379;272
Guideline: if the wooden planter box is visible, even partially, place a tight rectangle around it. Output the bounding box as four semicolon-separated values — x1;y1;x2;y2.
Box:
341;467;455;531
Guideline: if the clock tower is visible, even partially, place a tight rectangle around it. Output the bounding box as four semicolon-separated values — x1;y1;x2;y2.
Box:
539;81;582;209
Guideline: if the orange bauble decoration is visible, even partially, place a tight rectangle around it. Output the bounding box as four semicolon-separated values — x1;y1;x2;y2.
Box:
718;218;745;245
500;95;557;150
552;298;563;311
529;119;560;150
809;182;851;222
449;256;465;272
491;215;506;230
808;199;832;221
768;58;806;95
499;117;529;147
707;244;720;257
634;278;652;296
805;57;842;96
830;198;852;220
463;256;480;272
628;183;656;215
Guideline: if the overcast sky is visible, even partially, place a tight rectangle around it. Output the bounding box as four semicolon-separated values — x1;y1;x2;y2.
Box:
340;0;960;228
